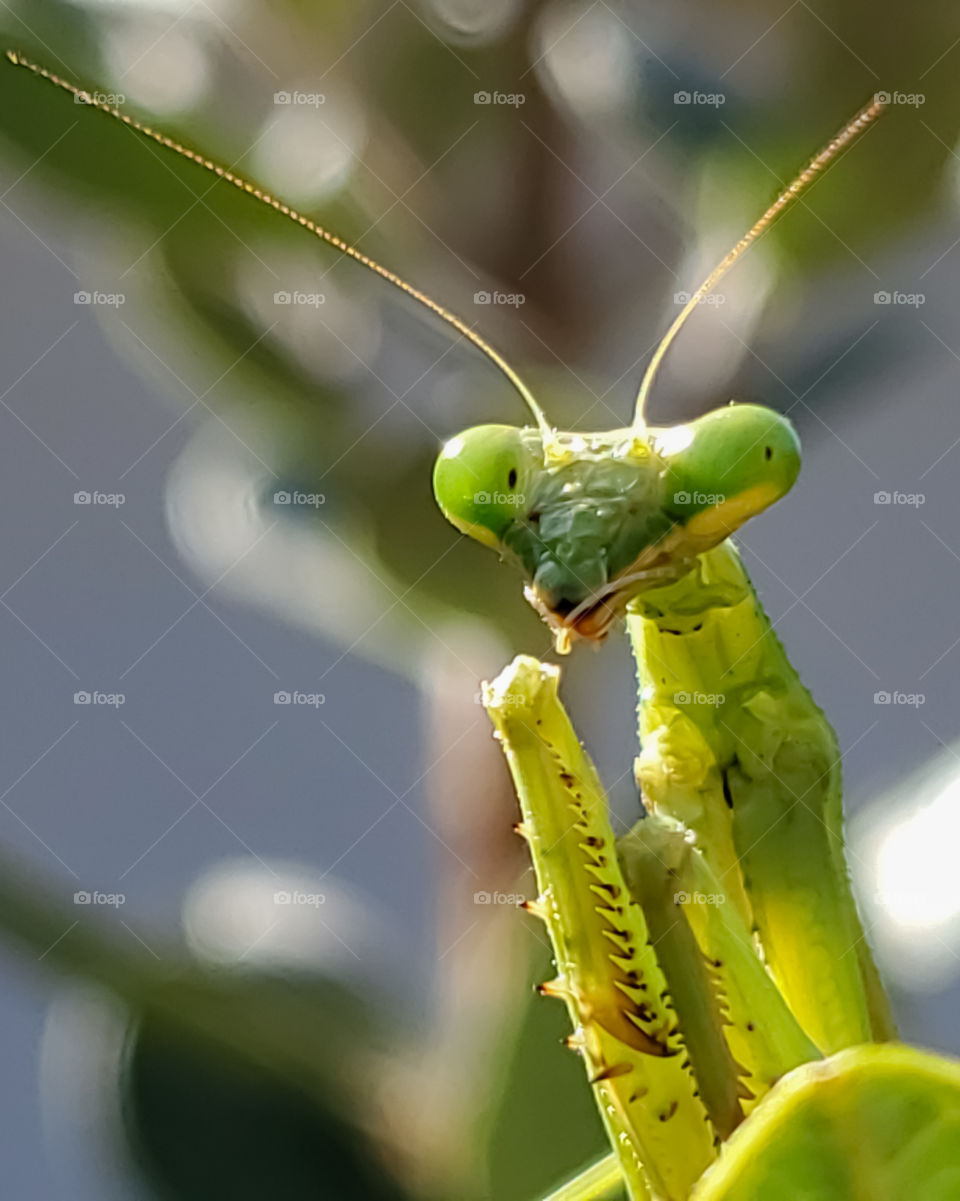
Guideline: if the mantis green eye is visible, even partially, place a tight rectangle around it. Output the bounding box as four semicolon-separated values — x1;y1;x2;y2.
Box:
433;424;538;549
658;403;801;536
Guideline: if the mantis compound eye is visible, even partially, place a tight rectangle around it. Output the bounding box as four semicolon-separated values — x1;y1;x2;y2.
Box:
658;403;801;535
433;424;537;549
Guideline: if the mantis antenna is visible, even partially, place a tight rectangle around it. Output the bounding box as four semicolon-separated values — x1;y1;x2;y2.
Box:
633;95;886;428
5;50;555;442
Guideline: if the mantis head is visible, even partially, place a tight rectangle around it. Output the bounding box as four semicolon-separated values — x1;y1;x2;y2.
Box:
433;403;801;649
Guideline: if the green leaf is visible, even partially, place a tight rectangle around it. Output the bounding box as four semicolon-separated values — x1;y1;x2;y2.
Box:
691;1044;960;1201
120;972;412;1201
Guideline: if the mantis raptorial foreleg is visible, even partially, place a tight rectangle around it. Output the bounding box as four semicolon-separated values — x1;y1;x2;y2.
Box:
485;656;716;1201
615;815;819;1112
609;817;750;1141
627;540;895;1054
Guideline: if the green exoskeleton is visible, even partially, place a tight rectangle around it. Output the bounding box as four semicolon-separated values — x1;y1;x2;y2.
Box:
13;52;960;1201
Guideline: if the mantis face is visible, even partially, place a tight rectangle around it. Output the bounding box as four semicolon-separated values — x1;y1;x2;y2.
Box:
433;403;800;647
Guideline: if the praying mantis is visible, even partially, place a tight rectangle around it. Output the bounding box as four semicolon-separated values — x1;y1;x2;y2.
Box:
8;51;960;1201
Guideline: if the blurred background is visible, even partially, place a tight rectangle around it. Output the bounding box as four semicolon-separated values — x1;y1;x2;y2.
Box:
0;1;959;1197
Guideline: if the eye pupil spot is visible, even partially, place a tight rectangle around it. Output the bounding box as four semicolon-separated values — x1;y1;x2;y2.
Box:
507;467;518;488
764;446;773;461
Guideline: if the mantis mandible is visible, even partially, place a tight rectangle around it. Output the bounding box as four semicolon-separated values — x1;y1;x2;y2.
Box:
9;52;960;1201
